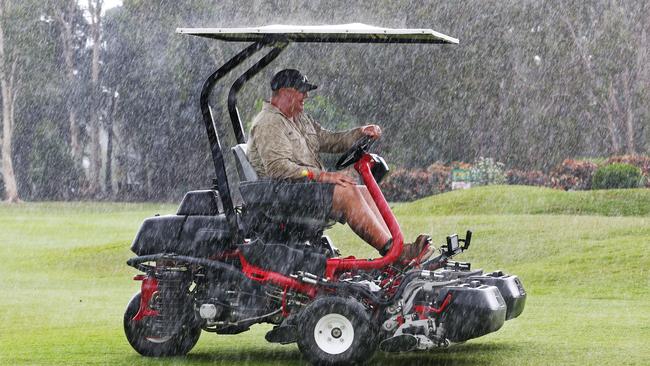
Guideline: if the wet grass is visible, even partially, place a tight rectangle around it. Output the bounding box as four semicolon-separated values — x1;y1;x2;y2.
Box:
1;187;649;365
397;185;650;217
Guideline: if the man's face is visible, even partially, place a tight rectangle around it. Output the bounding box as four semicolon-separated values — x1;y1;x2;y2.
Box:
284;87;308;116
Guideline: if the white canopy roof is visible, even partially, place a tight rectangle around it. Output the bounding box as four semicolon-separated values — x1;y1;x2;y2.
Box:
176;23;458;44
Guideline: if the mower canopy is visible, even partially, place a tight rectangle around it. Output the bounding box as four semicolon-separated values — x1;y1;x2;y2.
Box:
176;23;459;44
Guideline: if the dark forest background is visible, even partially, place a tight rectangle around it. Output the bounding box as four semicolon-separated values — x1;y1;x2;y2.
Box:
0;0;648;202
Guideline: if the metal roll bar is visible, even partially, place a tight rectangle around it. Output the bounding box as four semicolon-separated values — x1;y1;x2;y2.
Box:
199;41;286;241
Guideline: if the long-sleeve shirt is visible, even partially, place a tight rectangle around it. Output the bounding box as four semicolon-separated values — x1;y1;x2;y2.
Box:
247;102;364;180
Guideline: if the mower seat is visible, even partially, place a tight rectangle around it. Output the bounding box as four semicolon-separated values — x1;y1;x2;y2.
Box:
238;180;333;243
232;144;258;182
231;144;330;243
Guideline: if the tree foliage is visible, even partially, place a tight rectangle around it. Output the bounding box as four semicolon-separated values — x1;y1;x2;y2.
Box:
1;0;649;201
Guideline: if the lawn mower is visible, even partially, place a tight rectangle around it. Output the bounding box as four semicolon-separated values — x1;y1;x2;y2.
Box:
124;24;526;365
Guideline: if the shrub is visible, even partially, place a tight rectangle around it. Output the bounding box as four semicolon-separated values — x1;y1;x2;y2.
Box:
506;169;550;187
606;155;650;187
426;162;452;193
591;163;643;189
550;159;598;190
606;155;650;175
469;157;506;186
380;168;450;202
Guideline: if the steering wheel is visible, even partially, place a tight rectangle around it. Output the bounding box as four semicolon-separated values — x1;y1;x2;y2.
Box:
335;135;377;170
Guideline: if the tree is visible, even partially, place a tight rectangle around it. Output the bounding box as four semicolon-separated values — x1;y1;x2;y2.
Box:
53;0;85;167
86;0;103;196
0;0;20;202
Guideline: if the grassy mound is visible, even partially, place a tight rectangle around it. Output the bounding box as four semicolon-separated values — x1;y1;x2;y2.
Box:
396;185;650;216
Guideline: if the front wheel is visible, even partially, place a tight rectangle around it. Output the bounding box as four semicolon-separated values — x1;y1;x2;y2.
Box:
123;292;201;357
297;297;378;365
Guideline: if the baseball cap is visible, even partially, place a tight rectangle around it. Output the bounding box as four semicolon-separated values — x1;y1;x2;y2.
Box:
270;69;318;92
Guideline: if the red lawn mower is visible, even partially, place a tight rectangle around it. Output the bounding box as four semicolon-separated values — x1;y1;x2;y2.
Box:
124;24;526;365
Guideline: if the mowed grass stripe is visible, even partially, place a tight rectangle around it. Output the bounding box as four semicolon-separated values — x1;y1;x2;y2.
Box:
1;186;649;365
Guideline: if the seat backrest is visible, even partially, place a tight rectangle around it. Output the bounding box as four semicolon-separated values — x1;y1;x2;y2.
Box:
232;144;259;182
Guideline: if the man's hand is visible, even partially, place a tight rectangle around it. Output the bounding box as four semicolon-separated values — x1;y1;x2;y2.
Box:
361;124;382;139
319;171;356;187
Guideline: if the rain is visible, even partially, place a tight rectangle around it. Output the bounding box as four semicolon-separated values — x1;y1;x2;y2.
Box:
1;1;649;365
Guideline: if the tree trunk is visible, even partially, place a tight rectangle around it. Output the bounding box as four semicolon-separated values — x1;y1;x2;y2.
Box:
621;69;635;155
86;0;103;196
560;10;623;155
105;119;112;194
605;82;622;154
0;0;20;203
104;91;118;196
111;93;126;198
1;80;19;203
57;0;82;164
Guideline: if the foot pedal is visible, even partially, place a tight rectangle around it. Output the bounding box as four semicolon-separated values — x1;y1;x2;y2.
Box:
265;325;297;344
379;334;418;353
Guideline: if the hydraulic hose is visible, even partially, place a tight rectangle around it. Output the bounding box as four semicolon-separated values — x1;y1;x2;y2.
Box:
127;254;255;288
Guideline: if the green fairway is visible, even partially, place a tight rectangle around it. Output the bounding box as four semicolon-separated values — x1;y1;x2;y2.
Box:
1;187;649;365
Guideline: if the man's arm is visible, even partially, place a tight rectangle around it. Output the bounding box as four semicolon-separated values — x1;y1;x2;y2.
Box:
314;121;365;154
253;120;322;180
314;119;381;153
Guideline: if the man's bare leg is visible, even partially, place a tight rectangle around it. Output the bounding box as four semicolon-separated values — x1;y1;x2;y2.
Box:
331;184;391;251
355;185;433;263
340;167;390;234
358;185;390;234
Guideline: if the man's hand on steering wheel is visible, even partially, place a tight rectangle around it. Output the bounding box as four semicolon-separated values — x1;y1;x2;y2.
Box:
334;125;382;170
361;124;382;139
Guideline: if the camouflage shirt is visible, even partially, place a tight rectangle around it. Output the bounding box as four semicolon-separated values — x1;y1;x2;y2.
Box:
247;102;364;180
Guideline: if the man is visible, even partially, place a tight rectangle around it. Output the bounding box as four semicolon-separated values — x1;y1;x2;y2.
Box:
247;69;433;265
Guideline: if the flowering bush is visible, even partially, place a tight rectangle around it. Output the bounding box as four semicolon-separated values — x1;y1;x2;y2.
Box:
426;162;452;193
469;157;506;186
380;167;450;202
380;155;650;201
506;169;550;187
549;159;598;190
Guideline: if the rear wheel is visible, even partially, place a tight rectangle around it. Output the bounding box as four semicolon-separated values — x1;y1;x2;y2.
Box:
123;292;201;357
297;297;377;365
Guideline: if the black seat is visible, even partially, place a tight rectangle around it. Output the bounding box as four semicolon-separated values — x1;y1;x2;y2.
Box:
131;214;233;257
231;144;331;243
177;189;223;215
232;144;258;182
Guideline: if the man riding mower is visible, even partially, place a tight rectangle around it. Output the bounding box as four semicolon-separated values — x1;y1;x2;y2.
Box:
247;68;434;266
123;24;526;365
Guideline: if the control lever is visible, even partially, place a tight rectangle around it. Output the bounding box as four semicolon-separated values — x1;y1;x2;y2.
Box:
461;230;472;250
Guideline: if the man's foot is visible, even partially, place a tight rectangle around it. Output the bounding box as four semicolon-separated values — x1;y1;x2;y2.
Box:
398;234;435;266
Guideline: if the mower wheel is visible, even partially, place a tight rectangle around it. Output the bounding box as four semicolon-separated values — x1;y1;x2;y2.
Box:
297;296;377;365
123;292;201;357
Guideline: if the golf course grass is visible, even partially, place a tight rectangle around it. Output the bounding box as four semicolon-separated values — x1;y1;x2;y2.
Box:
0;186;648;365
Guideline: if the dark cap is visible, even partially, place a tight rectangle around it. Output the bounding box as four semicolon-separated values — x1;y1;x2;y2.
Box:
270;69;318;92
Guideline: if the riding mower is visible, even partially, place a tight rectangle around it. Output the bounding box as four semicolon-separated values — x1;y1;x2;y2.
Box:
124;24;526;365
